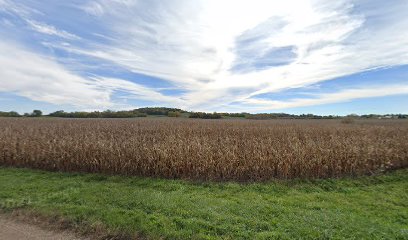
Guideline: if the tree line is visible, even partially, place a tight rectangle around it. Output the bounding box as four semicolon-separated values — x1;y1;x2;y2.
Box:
1;108;407;119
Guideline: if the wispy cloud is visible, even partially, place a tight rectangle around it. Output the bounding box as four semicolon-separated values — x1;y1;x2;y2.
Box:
0;0;80;40
0;41;111;108
0;0;32;17
71;0;408;109
1;0;408;113
91;77;185;106
81;0;138;17
240;85;408;111
0;40;184;110
25;19;80;40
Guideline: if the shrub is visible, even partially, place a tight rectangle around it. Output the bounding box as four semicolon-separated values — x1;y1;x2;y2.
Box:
168;111;181;117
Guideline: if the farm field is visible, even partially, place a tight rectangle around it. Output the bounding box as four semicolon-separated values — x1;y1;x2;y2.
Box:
0;118;407;181
0;167;407;239
1;118;408;239
2;0;408;239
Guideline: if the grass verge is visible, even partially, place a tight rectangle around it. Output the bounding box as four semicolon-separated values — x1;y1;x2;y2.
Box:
0;167;407;239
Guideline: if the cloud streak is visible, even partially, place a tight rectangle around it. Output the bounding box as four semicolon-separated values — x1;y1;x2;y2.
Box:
0;41;184;110
241;85;408;111
72;0;408;108
0;0;408;113
26;19;80;40
0;41;111;108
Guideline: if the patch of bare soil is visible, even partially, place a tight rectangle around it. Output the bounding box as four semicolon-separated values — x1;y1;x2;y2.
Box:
0;214;85;240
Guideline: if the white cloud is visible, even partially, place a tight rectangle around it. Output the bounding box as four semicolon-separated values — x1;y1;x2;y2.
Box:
239;85;408;111
0;0;80;40
0;0;29;16
81;0;138;16
0;41;111;108
0;41;183;109
91;77;185;106
2;0;408;112
66;0;408;111
26;19;80;40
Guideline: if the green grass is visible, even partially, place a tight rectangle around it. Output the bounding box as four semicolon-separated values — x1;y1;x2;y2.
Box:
0;167;407;239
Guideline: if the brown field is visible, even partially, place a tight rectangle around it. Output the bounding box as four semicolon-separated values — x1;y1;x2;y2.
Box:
0;118;407;181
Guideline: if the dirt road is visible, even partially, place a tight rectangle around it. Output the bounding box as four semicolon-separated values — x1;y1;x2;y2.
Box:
0;215;84;240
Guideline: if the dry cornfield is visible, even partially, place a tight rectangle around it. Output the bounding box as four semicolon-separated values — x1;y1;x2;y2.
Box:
0;118;407;181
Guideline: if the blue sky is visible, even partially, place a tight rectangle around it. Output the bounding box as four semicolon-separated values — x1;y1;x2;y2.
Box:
0;0;407;115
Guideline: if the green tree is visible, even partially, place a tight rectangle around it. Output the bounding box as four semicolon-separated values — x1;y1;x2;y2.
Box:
32;110;43;117
168;111;181;117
